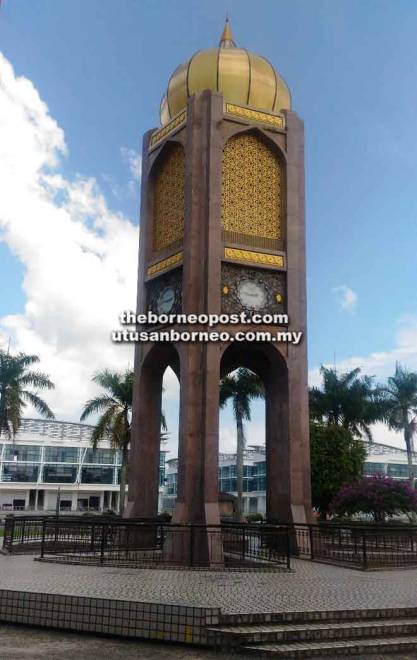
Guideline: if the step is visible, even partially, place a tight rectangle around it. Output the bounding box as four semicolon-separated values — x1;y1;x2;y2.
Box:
207;617;417;644
242;634;417;657
218;606;417;626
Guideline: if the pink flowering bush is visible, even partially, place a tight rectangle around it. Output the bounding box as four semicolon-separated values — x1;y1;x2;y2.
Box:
330;474;417;523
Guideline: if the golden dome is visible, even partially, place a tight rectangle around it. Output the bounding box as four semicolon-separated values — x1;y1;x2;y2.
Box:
160;20;291;125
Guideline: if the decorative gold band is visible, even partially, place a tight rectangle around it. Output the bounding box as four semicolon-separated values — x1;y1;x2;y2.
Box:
225;103;285;129
224;247;285;269
150;111;187;149
147;251;183;277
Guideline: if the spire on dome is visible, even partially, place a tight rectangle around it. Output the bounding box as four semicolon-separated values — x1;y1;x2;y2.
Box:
219;17;236;48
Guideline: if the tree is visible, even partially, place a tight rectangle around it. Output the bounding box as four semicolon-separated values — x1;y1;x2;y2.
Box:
80;369;167;516
309;366;384;441
310;422;366;519
331;475;417;523
0;349;55;438
381;363;417;486
219;368;264;519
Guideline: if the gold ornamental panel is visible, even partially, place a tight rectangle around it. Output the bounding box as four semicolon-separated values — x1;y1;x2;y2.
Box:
147;251;183;278
152;142;185;253
224;247;285;269
150;111;187;149
222;132;282;247
225;103;285;129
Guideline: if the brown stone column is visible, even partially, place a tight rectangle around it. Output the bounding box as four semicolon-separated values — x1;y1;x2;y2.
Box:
284;109;312;524
167;91;224;564
125;346;163;519
265;359;291;522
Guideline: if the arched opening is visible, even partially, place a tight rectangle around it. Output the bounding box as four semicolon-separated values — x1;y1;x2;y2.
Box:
127;342;180;519
219;366;266;520
160;366;180;516
220;341;290;522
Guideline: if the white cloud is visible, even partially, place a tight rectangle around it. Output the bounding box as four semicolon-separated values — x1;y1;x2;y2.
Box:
310;314;417;387
0;52;138;421
333;285;358;312
121;147;142;185
309;314;417;449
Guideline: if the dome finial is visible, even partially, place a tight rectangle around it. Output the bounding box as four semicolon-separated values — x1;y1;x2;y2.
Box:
219;16;236;48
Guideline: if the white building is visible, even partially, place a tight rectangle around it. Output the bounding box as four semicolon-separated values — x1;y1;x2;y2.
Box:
162;441;417;516
0;419;167;514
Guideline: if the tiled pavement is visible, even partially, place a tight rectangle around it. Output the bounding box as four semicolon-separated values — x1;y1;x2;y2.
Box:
1;555;417;613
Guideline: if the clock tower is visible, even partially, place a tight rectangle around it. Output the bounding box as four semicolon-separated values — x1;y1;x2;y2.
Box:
126;21;312;560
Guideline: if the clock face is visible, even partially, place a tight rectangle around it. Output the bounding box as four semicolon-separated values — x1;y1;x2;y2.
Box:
237;280;267;310
157;287;176;314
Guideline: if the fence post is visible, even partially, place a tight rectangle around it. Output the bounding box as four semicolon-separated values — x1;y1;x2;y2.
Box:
100;524;107;564
40;518;46;558
4;516;14;551
189;525;194;568
362;532;368;570
90;524;95;552
241;526;246;562
125;525;130;558
286;528;291;569
309;525;314;560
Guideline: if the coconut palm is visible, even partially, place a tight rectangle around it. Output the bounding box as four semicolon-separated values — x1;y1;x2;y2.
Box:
80;369;167;515
219;368;264;519
309;366;384;441
382;363;417;485
0;349;55;438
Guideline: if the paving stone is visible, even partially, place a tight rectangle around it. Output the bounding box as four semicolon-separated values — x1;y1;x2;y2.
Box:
1;555;417;614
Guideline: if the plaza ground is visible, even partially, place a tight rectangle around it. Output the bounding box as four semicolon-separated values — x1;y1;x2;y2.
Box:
3;554;417;613
4;554;417;657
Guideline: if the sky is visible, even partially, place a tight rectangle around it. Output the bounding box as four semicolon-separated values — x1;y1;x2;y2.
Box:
1;0;417;455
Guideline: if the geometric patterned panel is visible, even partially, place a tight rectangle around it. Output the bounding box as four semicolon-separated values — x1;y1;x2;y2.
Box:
221;133;282;249
153;142;185;252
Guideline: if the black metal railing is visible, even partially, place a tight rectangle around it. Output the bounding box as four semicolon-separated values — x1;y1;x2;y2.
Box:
3;515;47;552
37;519;290;569
290;522;417;570
2;515;156;554
2;515;290;569
7;515;417;570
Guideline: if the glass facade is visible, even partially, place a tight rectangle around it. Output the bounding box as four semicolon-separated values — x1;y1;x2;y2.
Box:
4;445;41;462
218;462;265;494
159;451;167;486
166;460;268;497
81;466;117;484
387;463;413;478
363;462;386;476
166;472;177;495
43;465;77;483
167;457;417;502
84;448;119;465
0;442;165;486
2;464;39;482
44;447;79;463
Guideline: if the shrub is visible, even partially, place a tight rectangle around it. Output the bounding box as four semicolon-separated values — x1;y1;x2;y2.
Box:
157;511;172;522
310;422;366;518
246;512;264;523
331;474;417;523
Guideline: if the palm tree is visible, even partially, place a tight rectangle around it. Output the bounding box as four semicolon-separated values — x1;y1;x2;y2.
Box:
219;368;264;519
80;369;167;515
309;366;384;441
0;349;55;438
381;363;417;485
